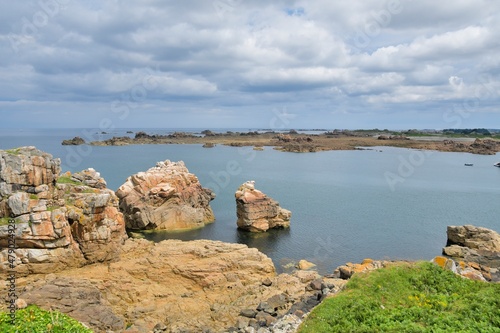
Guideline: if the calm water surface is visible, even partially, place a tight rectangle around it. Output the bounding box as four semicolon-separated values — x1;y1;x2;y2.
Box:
1;128;499;274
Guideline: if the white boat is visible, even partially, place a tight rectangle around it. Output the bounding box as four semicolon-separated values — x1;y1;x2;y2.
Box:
494;162;500;167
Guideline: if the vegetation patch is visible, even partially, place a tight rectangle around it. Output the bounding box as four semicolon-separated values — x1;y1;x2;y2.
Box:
57;176;82;186
298;262;500;333
5;148;21;155
0;305;92;333
0;217;21;226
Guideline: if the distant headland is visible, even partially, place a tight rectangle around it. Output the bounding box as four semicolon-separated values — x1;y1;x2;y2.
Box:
62;128;500;155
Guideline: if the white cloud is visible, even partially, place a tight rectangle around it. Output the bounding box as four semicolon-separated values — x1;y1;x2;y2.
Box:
0;0;499;128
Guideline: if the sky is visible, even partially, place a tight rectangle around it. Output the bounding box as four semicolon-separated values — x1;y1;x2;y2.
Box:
0;0;499;130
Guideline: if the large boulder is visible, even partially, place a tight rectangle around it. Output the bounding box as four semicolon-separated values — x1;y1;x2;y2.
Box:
116;160;216;231
443;225;500;270
235;181;291;232
0;147;127;275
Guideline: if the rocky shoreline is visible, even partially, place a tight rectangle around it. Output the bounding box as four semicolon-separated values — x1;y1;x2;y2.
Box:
61;130;500;155
1;147;499;333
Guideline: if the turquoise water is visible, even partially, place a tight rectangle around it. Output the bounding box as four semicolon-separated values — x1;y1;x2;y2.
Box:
1;128;499;274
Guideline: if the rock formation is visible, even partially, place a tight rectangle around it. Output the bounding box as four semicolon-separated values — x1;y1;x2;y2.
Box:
235;181;291;232
443;225;500;270
10;238;342;333
0;147;127;275
116;160;216;231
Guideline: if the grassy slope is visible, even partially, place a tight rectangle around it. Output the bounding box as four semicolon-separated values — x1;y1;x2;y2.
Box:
298;262;500;333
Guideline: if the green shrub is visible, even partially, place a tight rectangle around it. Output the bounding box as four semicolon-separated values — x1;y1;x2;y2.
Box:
0;305;93;333
298;262;500;333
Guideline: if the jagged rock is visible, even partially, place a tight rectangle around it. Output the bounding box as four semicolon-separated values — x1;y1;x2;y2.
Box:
70;168;107;189
0;146;61;197
0;147;127;275
235;181;291;232
116;160;216;231
443;225;500;268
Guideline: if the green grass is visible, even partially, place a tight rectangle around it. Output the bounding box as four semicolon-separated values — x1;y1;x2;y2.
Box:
47;205;59;212
57;176;82;186
298;262;500;333
0;305;93;333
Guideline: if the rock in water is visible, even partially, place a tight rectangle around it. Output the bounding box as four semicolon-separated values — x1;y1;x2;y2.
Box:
0;147;127;275
235;181;291;232
443;225;500;268
116;160;216;231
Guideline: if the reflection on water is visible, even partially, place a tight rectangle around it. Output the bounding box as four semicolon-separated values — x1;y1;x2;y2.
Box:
142;226;294;272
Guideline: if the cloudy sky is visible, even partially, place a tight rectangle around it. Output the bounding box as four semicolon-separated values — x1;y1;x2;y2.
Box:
0;0;499;129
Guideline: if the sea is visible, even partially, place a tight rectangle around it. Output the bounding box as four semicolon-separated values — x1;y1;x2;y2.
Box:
1;128;499;274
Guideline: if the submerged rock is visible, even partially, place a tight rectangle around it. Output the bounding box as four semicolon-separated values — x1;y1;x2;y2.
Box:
235;181;291;232
116;160;216;231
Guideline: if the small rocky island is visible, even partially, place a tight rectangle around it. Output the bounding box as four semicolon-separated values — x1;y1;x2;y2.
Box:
235;181;291;232
62;129;500;155
116;160;216;231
